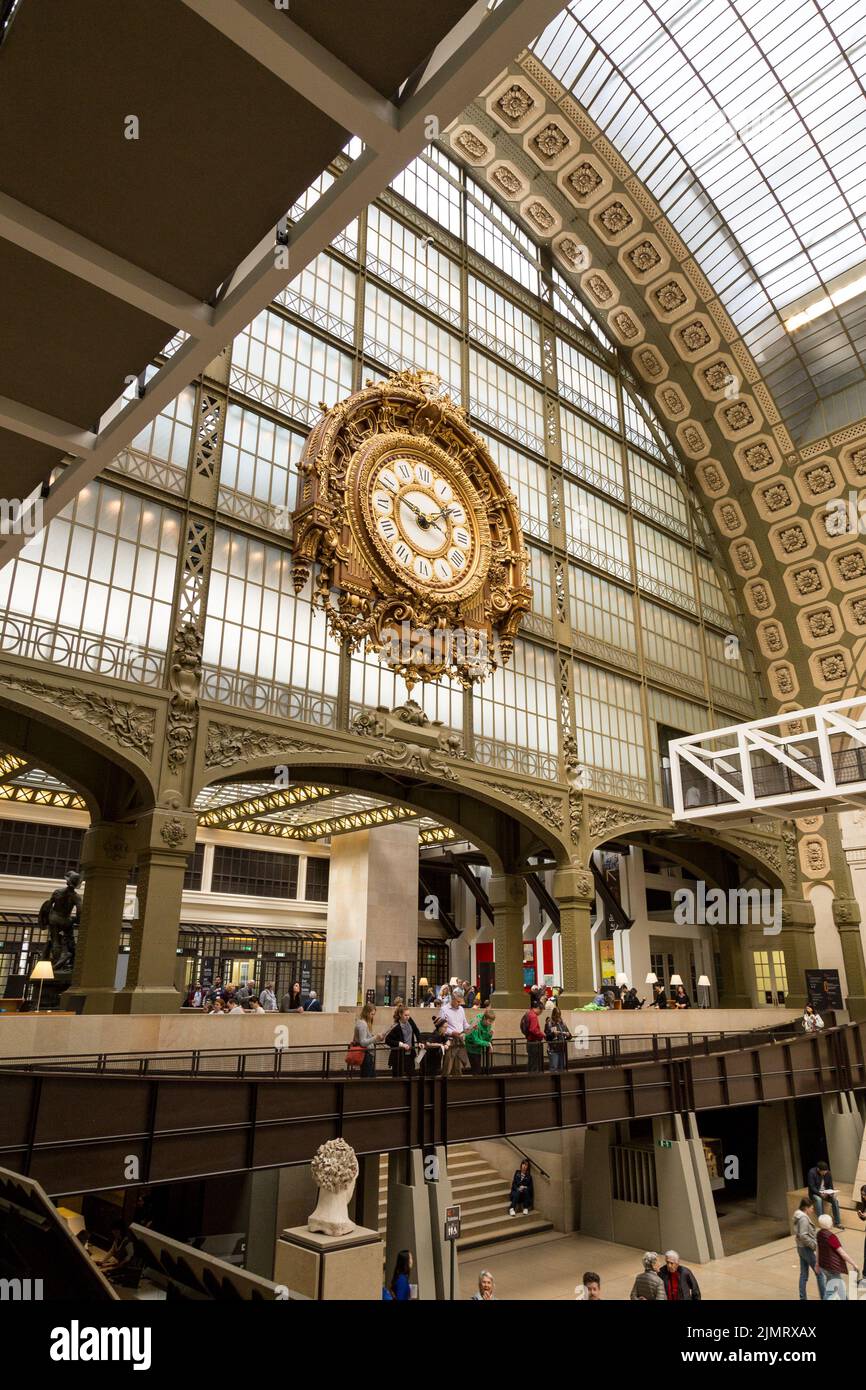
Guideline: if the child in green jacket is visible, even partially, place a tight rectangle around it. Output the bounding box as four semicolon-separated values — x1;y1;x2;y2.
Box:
464;1008;495;1074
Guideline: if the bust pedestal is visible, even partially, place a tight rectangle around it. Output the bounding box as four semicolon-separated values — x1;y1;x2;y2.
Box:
274;1225;383;1301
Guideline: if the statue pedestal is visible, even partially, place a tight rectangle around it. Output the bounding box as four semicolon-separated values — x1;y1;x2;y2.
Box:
274;1225;383;1301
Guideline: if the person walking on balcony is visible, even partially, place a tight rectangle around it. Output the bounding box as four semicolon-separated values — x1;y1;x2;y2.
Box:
464;1007;495;1073
793;1197;825;1300
544;1007;571;1071
384;1003;421;1077
509;1158;534;1216
521;1000;545;1071
808;1160;843;1228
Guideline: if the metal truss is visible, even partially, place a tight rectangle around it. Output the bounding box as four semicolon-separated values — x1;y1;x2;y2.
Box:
0;752;28;779
198;783;335;828
0;781;86;811
670;696;866;821
0;0;567;569
217;802;423;841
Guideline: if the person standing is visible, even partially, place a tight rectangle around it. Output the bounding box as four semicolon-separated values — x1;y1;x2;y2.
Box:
259;981;277;1012
352;1002;383;1079
385;1249;414;1300
817;1213;859;1298
509;1158;534;1216
304;990;322;1012
521;1000;545;1071
803;1003;824;1033
544;1007;571;1072
420;1015;451;1076
282;981;304;1013
439;987;470;1077
629;1252;666;1300
384;1003;421;1076
793;1197;825;1300
581;1271;602;1300
464;1007;495;1073
807;1160;843;1227
660;1250;701;1300
856;1183;866;1280
471;1270;496;1300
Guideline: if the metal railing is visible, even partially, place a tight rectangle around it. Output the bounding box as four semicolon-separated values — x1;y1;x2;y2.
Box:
0;1021;801;1080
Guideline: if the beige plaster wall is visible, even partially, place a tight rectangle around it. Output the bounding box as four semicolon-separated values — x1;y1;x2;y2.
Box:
0;1004;798;1058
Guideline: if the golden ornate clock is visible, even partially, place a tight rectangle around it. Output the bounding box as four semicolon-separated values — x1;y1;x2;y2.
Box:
291;370;530;687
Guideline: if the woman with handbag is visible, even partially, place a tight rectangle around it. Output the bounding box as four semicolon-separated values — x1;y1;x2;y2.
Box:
384;1004;421;1077
347;1002;383;1078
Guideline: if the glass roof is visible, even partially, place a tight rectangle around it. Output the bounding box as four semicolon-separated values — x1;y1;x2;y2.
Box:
532;0;866;440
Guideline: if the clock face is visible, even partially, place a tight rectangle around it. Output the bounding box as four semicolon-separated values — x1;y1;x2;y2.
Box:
367;453;479;590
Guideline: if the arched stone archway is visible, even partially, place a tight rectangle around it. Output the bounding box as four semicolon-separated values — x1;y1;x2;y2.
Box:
0;675;160;819
193;712;590;1008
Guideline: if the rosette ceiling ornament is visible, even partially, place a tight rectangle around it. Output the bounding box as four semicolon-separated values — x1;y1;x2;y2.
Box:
291;371;530;688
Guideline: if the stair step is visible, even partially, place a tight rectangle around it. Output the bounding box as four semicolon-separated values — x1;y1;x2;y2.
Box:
458;1217;553;1250
449;1178;504;1197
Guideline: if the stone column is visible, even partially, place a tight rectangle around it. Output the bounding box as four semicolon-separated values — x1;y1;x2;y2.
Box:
756;1102;799;1220
716;923;752;1008
62;824;137;1015
654;1112;724;1264
554;864;595;1009
323;822;419;1010
779;898;819;1010
113;808;196;1014
831;895;866;1021
489;872;526;1008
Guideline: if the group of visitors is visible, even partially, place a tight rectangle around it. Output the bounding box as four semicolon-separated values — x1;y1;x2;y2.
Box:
629;1250;702;1300
184;979;322;1014
792;1160;865;1299
351;990;577;1078
649;983;691;1009
350;992;498;1078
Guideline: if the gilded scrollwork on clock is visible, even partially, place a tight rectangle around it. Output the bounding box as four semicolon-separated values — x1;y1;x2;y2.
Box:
291;370;530;686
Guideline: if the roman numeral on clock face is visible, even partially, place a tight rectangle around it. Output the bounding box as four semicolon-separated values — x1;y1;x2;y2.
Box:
454;527;470;548
415;463;432;485
395;460;413;482
449;549;466;569
394;541;412;565
379;518;396;539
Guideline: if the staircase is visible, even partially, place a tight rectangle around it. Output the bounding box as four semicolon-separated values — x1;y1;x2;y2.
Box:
377;1144;554;1252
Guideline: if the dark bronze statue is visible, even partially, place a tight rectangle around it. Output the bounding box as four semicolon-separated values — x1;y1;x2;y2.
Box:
38;870;82;972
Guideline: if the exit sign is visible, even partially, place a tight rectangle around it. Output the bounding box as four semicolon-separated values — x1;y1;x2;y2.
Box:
657;1139;672;1149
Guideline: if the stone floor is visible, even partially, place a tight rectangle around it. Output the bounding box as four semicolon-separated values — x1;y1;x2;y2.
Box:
458;1227;831;1301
